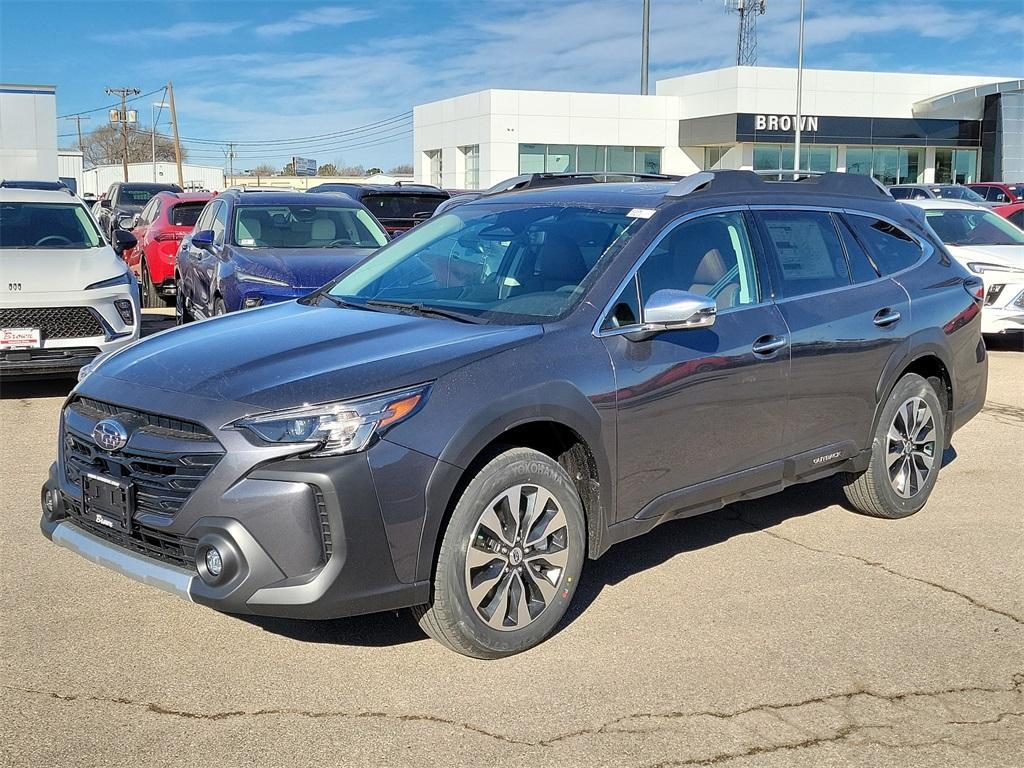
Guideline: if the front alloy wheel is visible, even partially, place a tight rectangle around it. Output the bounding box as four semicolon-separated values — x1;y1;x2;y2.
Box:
465;483;570;630
413;447;586;658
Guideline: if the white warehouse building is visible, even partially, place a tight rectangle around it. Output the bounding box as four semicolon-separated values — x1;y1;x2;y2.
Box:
413;66;1023;190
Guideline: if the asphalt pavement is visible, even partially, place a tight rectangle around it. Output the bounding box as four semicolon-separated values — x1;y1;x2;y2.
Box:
1;316;1021;767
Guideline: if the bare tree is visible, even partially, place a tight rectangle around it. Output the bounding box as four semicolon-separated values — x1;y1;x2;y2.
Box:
388;164;413;175
250;163;277;177
81;124;186;167
316;163;339;176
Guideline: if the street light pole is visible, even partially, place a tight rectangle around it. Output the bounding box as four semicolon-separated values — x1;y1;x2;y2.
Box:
640;0;651;95
793;0;806;172
151;102;168;183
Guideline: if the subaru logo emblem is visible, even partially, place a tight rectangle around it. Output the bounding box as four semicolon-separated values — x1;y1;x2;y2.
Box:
92;419;129;452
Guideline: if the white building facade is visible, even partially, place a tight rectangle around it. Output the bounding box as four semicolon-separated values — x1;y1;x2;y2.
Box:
413;67;1023;190
82;162;226;196
0;83;58;181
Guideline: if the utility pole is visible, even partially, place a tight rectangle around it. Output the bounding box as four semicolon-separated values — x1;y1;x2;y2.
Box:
105;87;140;181
640;0;650;95
62;115;90;153
167;81;184;188
224;143;236;186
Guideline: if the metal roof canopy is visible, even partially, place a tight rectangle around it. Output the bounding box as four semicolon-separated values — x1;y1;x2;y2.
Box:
913;79;1024;116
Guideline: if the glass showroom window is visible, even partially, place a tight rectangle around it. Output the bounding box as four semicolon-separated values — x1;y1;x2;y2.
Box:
425;150;443;186
935;149;978;184
518;144;662;175
753;144;837;173
705;146;726;169
461;145;480;189
845;146;924;184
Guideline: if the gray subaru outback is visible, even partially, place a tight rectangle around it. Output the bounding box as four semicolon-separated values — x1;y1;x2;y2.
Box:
41;171;988;658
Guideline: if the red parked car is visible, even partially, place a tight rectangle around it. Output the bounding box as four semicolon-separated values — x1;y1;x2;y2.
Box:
993;202;1024;229
123;191;214;307
966;182;1024;205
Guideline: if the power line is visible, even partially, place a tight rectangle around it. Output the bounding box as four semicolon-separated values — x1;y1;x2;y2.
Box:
58;86;165;119
174;111;413;146
179;128;414;162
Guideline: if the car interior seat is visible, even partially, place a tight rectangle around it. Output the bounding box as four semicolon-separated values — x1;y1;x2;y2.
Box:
515;234;587;295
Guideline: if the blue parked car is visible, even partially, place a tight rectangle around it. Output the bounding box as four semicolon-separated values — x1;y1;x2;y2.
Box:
175;189;389;320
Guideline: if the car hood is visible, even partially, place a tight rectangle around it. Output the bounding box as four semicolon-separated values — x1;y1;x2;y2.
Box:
0;246;127;293
234;247;375;289
945;244;1024;270
90;300;542;409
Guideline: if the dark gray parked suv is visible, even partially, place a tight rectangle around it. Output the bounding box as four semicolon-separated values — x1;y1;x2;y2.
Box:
41;171;988;657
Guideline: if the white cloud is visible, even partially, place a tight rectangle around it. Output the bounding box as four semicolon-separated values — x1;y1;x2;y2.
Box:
97;20;245;43
254;6;374;37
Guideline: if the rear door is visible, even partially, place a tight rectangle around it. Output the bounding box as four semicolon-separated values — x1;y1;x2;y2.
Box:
752;207;913;462
182;201;219;314
601;209;791;521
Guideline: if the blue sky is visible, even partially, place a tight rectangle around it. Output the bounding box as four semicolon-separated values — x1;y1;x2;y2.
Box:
1;0;1021;171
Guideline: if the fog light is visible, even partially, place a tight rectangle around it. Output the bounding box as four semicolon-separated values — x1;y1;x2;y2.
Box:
44;490;55;513
205;547;223;577
242;297;262;309
114;299;135;325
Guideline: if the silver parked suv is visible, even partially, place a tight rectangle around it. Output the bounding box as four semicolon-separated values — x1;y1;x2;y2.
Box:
1;188;140;377
41;171;988;657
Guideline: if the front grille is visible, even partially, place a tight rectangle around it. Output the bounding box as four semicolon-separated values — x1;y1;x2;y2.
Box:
63;397;223;517
0;346;100;362
63;493;198;569
0;307;104;339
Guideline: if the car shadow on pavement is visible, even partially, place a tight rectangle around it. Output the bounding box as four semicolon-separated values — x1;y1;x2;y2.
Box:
239;609;427;648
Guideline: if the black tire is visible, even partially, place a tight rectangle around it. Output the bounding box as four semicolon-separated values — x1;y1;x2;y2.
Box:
140;261;164;309
841;373;945;519
174;277;192;325
412;447;586;658
213;297;228;316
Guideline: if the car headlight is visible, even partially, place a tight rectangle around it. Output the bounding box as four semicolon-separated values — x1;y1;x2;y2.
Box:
77;350;115;382
967;262;1024;275
236;271;290;287
85;271;133;290
229;384;430;457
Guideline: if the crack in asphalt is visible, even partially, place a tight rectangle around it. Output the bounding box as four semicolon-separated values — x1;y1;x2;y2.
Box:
731;511;1023;625
980;400;1024;427
6;673;1021;756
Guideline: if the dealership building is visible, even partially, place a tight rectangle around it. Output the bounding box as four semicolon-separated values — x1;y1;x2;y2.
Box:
412;66;1023;190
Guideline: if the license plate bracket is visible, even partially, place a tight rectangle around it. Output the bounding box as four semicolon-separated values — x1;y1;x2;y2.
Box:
83;472;135;533
0;327;41;349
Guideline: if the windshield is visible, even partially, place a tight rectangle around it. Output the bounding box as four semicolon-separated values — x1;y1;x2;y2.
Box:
934;186;985;202
233;205;388;248
925;208;1024;246
888;187;914;199
0;202;103;248
169;202;205;227
361;193;447;221
327;203;645;324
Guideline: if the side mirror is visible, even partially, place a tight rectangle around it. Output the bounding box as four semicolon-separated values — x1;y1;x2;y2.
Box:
112;229;137;255
116;213;136;230
627;289;717;341
191;229;215;250
100;198;112;209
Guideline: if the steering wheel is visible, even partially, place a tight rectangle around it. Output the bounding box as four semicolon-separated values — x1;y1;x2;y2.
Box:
328;238;355;247
34;235;72;247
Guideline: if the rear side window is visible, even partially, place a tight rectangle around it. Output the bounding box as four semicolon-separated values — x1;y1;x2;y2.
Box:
836;216;881;283
846;215;923;275
1010;210;1024;229
889;187;912;200
755;210;851;298
170;202;205;227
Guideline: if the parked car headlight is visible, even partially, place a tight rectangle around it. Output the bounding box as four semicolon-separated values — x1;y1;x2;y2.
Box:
236;271;290;287
229;384;430;456
967;262;1024;275
85;271;133;290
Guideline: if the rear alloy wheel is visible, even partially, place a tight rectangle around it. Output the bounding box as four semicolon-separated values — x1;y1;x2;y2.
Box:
213;297;228;316
141;261;164;309
842;373;945;519
413;447;586;658
174;277;192;325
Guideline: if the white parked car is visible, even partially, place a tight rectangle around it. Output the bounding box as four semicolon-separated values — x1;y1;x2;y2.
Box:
906;199;1024;337
0;189;141;377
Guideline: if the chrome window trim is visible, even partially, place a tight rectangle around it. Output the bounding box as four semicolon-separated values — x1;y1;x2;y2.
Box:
592;205;763;338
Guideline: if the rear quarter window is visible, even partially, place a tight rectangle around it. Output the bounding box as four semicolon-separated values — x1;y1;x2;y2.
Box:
755;210;851;298
845;215;923;275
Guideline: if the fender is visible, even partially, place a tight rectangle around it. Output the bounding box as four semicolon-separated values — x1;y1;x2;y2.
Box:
414;379;614;583
871;328;956;448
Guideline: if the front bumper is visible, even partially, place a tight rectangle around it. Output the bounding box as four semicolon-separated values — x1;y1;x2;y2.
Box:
980;280;1024;335
40;386;435;619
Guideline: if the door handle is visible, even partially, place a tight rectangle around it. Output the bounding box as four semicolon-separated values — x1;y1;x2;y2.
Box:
752;335;787;355
873;308;902;327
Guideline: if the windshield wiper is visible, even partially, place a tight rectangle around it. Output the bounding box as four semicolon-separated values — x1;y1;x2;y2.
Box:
312;293;379;311
364;300;480;324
